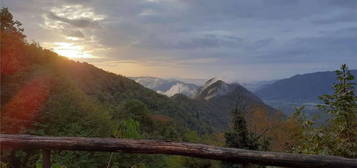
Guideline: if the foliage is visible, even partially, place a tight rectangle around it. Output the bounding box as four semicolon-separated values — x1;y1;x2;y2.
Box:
245;105;286;151
0;8;26;75
287;64;357;158
223;105;270;168
0;8;222;168
0;7;306;168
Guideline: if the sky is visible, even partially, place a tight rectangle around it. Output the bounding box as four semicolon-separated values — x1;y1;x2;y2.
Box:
3;0;357;82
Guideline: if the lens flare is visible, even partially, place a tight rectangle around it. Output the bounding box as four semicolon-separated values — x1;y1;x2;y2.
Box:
2;76;51;133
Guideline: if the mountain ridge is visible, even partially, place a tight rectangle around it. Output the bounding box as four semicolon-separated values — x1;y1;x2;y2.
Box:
256;70;357;103
190;78;280;129
255;69;357;115
132;76;281;129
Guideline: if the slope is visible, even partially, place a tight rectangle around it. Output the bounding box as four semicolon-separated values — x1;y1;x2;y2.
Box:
256;70;357;103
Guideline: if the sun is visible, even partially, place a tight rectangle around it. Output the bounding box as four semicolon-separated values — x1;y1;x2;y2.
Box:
51;42;93;59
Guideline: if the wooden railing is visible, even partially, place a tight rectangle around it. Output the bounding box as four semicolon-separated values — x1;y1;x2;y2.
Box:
1;134;356;168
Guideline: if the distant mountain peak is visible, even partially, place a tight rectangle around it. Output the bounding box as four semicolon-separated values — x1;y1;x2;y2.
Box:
195;78;233;100
201;77;223;90
204;77;218;85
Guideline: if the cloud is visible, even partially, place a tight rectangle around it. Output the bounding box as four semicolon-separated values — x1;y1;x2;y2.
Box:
134;33;244;49
253;28;357;64
326;0;357;8
62;29;85;38
5;0;357;81
312;12;357;24
46;11;99;28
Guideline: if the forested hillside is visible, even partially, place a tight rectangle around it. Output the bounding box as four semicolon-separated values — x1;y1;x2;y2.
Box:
1;8;282;167
133;77;283;130
1;8;221;167
190;78;282;130
4;7;355;168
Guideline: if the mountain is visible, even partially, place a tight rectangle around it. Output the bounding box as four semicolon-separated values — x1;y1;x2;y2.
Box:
131;77;199;97
130;77;176;92
1;47;213;136
185;78;282;129
195;78;264;102
1;54;220;166
131;76;281;130
1;10;224;166
0;8;289;167
195;78;232;100
255;70;357;115
256;70;357;103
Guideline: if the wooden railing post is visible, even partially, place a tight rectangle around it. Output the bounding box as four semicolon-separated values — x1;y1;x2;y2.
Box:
43;149;51;168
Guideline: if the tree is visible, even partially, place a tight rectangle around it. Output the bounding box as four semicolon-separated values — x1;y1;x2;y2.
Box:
288;64;357;158
317;64;357;157
284;106;318;154
0;8;25;37
0;8;26;75
223;104;270;168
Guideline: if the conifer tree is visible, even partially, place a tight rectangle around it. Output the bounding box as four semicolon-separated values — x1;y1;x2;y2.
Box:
223;104;269;168
289;64;357;158
317;64;357;157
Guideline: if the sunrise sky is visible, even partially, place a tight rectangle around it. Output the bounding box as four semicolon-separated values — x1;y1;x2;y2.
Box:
3;0;357;82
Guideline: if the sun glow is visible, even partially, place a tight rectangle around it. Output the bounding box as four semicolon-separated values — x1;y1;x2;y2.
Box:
50;42;93;59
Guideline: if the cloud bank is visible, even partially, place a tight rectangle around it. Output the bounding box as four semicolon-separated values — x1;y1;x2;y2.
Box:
4;0;357;82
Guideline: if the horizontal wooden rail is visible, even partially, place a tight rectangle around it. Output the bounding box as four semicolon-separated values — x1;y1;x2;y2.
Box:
1;134;356;168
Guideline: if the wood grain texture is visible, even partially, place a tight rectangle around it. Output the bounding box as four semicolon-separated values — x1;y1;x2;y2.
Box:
1;134;356;168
